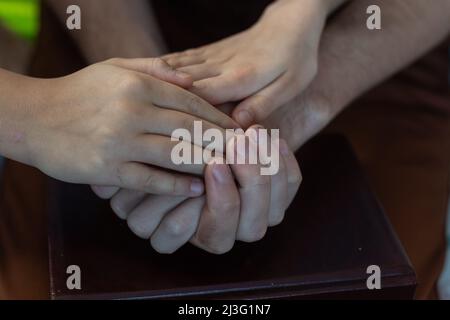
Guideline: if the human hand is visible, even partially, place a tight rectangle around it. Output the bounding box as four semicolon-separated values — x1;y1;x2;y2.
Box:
261;81;339;152
26;58;238;196
94;126;302;254
162;0;330;127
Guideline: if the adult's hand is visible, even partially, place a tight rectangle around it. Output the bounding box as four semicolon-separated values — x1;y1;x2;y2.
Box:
97;126;302;254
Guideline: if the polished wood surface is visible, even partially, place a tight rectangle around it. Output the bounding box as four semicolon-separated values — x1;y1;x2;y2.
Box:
48;135;416;299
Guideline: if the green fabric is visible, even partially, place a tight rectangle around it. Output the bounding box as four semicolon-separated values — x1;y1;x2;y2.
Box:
0;0;39;40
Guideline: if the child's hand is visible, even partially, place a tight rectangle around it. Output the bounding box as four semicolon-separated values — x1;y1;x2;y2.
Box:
162;0;329;127
24;58;238;196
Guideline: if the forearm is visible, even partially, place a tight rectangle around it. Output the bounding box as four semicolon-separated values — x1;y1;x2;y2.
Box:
44;0;167;63
272;0;450;149
0;69;46;165
263;0;349;25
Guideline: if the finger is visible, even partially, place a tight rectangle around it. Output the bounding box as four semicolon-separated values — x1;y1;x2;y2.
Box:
227;134;271;243
191;66;282;106
115;162;204;196
190;75;238;105
164;54;206;69
127;194;187;239
191;160;240;254
147;79;240;130
216;103;236;117
267;138;288;227
90;185;120;199
177;64;221;81
138;106;229;153
279;139;302;207
110;189;147;220
105;57;193;88
232;72;302;128
151;197;204;254
129;135;209;175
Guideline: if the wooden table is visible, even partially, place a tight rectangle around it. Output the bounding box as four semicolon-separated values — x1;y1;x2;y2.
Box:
48;135;416;299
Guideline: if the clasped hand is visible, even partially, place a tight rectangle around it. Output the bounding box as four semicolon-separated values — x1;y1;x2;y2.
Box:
90;0;335;253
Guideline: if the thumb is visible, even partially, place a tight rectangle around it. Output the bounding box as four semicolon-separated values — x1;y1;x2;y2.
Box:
232;94;275;129
106;57;193;88
91;185;120;199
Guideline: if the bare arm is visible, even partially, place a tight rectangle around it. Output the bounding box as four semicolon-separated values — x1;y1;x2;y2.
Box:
44;0;167;62
265;0;450;150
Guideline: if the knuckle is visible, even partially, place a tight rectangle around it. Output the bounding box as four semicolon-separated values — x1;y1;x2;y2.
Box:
86;153;108;172
211;199;240;214
140;171;157;191
165;176;178;195
164;219;188;238
249;174;271;188
307;100;333;125
180;117;195;134
150;57;167;71
231;64;257;83
117;73;144;93
194;226;235;255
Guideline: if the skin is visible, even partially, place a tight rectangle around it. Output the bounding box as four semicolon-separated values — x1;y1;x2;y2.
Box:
47;0;450;254
45;0;167;61
262;0;450;150
45;0;304;252
105;0;450;254
0;57;239;196
94;127;302;254
162;0;348;128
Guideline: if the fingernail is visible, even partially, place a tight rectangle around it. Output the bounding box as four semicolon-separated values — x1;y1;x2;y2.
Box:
212;164;230;184
237;110;253;127
190;178;204;196
279;139;290;156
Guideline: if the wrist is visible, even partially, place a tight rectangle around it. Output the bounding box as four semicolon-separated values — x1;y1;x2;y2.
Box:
261;0;329;24
257;0;328;40
0;72;52;167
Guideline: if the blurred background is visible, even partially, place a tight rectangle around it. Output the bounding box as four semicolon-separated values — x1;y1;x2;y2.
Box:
0;0;449;300
0;0;38;73
0;0;39;40
0;0;38;170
